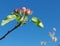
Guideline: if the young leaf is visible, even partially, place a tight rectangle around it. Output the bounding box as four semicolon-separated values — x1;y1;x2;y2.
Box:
23;16;28;22
19;15;28;26
1;14;16;26
16;15;21;22
31;17;44;28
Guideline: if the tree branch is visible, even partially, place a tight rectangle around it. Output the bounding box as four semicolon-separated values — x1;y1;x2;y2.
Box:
0;22;22;40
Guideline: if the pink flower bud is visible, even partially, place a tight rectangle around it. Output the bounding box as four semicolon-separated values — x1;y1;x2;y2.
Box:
14;8;20;13
22;7;26;12
17;8;20;13
14;9;18;13
26;9;32;15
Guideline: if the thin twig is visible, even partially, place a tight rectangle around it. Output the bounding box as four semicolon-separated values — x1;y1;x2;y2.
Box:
0;22;22;40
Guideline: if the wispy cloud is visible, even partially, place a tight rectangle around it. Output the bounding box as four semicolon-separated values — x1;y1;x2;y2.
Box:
49;27;57;42
40;41;47;45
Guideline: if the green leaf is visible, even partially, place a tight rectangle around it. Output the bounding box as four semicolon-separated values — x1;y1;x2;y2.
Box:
19;15;28;26
16;15;21;22
1;14;16;26
23;16;28;22
31;17;44;28
37;22;44;28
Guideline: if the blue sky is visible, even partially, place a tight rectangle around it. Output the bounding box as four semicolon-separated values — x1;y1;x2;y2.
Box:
0;0;60;46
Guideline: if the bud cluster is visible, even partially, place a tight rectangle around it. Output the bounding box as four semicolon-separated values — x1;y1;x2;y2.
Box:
14;7;32;16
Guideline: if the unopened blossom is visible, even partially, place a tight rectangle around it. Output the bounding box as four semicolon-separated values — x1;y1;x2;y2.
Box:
22;7;26;12
17;8;20;13
14;8;20;13
26;9;32;15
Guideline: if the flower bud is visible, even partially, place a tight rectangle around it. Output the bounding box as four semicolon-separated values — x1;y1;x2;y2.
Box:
14;9;18;13
22;7;26;12
25;9;32;15
17;8;20;13
14;8;20;13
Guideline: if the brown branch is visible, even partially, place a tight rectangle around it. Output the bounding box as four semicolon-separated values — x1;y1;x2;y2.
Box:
0;22;22;40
